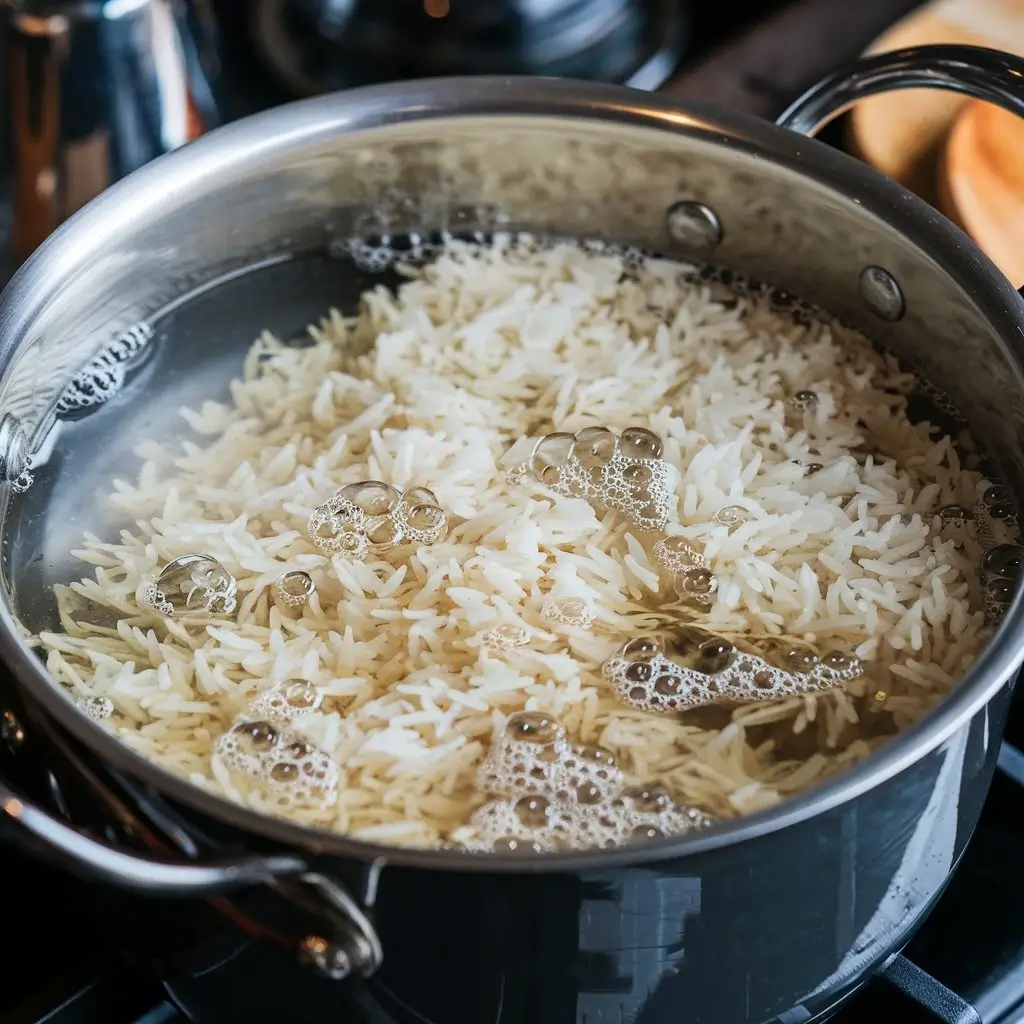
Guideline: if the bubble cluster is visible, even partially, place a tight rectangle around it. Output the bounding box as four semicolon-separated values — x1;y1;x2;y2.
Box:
307;481;448;557
504;464;528;486
981;538;1022;622
913;375;965;423
456;711;712;853
937;504;971;523
76;695;114;721
935;503;973;548
329;211;516;273
329;232;443;273
529;426;673;531
274;570;316;608
479;623;530;651
935;488;1021;623
214;717;339;814
541;598;597;629
55;322;153;417
247;679;324;725
651;537;718;606
974;485;1018;551
602;625;863;713
142;554;237;617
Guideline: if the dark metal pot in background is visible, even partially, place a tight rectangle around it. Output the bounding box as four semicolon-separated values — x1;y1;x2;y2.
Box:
2;44;1024;1024
246;0;686;97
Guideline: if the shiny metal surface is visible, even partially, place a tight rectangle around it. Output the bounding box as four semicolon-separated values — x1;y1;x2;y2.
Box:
664;199;722;251
20;684;1009;1021
281;871;385;979
0;685;385;979
777;44;1024;136
859;265;905;322
4;0;219;263
297;934;353;980
0;771;309;893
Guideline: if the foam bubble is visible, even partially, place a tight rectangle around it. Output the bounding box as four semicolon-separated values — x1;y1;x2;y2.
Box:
211;678;336;816
913;375;966;423
307;480;448;557
973;492;1018;554
329;232;445;273
936;495;1022;624
529;426;673;532
651;536;706;575
479;623;530;651
541;598;596;629
789;389;819;412
504;464;529;486
213;718;339;815
712;505;751;528
142;554;237;617
76;695;114;721
651;537;718;607
602;626;863;713
248;679;323;725
457;710;712;853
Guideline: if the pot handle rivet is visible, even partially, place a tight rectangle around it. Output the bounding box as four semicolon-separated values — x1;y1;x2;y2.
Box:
859;266;905;322
297;934;355;980
279;871;384;981
665;201;722;252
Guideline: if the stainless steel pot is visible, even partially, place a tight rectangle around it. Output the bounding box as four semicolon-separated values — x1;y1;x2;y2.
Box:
2;44;1024;1023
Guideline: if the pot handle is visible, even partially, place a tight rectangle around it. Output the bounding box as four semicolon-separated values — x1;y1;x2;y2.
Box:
776;44;1024;137
0;713;307;895
777;44;1024;302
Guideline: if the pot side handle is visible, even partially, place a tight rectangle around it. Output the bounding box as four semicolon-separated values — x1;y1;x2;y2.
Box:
776;44;1024;137
0;772;307;895
777;43;1024;305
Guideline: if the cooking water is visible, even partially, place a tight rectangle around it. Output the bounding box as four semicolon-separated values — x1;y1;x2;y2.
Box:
6;239;1022;855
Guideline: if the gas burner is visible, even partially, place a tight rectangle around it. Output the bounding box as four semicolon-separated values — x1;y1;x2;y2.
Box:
249;0;687;96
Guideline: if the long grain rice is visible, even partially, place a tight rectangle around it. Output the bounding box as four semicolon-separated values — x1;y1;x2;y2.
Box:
37;237;995;845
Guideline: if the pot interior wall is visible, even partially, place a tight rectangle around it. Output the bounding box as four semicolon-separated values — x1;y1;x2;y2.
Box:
5;254;397;634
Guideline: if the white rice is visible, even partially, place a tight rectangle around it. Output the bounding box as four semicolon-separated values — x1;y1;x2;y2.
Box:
38;236;996;846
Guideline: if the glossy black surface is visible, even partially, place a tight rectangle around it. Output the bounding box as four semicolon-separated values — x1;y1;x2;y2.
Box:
244;0;686;95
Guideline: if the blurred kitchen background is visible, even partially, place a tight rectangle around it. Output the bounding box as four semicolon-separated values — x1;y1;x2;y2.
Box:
3;0;1023;286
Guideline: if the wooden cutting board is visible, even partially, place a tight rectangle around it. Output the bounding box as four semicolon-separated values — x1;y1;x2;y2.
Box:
848;0;1024;203
940;100;1024;287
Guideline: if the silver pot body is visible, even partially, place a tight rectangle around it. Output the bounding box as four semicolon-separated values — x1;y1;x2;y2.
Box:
1;44;1024;1021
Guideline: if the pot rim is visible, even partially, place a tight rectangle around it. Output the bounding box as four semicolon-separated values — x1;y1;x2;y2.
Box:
2;75;1023;873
